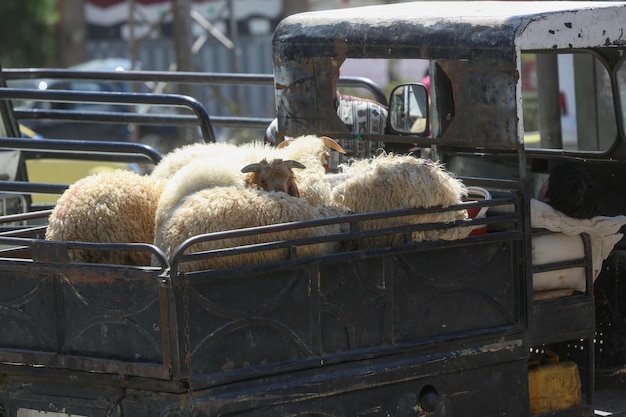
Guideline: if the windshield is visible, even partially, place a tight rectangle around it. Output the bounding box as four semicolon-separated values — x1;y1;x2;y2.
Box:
522;52;616;152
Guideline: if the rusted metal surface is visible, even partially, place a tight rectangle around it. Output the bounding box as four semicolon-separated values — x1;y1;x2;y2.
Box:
273;2;626;148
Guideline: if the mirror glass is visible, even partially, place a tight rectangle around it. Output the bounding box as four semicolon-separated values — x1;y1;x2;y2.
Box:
389;83;429;135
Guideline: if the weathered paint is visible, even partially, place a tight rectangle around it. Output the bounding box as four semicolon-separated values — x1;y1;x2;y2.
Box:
273;1;626;147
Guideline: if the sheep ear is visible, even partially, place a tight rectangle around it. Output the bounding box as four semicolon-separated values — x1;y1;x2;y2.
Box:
320;136;346;154
241;163;262;173
284;160;306;170
287;180;300;198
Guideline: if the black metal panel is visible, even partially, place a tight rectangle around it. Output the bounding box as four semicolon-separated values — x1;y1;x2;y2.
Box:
273;18;518;61
177;237;523;385
530;295;596;345
391;242;519;342
58;270;163;363
0;265;57;353
0;256;170;379
189;340;530;417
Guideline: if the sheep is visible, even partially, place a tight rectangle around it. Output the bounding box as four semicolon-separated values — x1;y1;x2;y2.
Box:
45;169;165;266
241;158;306;197
153;157;307;251
277;135;346;173
149;135;347;211
329;153;470;248
45;149;308;267
155;186;344;272
274;135;347;206
150;136;346;201
150;141;241;180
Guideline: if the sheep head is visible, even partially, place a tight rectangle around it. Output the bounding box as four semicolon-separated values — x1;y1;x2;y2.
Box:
241;158;306;197
278;135;346;173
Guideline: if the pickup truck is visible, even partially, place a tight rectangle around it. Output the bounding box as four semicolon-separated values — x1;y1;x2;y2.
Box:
1;2;626;416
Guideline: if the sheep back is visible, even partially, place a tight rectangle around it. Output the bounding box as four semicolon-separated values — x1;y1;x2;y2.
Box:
46;169;165;265
331;154;470;247
157;186;341;272
150;142;240;180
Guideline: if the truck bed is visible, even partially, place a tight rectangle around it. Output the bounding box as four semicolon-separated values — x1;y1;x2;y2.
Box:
0;193;542;416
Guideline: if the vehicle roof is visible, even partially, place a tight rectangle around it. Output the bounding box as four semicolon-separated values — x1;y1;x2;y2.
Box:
274;1;626;58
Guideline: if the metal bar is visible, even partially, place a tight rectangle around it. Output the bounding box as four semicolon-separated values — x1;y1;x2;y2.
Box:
177;197;516;245
0;136;163;164
2;69;387;107
2;69;276;85
0;88;215;142
0;181;68;195
0;208;52;224
14;109;273;130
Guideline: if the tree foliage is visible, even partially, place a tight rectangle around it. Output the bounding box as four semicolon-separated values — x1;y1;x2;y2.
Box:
0;0;58;68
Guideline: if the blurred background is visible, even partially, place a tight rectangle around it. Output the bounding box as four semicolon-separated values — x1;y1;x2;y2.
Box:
0;0;421;79
0;0;425;143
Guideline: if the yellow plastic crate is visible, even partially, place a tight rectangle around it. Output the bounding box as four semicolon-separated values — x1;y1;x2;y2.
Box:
528;361;581;414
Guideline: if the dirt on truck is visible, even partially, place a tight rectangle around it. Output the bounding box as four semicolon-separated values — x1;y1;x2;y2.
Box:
1;2;626;416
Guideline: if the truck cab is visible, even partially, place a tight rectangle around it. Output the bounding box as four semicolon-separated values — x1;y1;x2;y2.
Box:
272;1;626;414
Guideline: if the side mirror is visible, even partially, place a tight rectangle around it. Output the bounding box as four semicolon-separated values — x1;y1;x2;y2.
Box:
389;83;429;136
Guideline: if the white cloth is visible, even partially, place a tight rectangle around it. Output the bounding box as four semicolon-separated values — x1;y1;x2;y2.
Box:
530;198;626;280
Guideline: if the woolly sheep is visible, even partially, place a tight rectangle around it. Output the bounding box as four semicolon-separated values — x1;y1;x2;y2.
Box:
275;135;346;206
277;135;346;173
45;169;165;266
150;136;346;206
155;186;344;272
153;157;307;250
150;141;241;180
241;158;306;198
330;153;470;248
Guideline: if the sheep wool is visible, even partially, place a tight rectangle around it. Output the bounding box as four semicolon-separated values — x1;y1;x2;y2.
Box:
331;154;471;248
150;142;240;180
156;186;342;272
150;136;347;208
276;135;346;206
277;135;345;173
153;158;247;249
46;169;165;265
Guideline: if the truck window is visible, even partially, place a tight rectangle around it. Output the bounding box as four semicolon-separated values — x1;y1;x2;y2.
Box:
522;52;616;152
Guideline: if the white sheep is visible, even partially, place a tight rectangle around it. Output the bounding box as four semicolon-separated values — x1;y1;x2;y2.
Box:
329;153;470;248
241;158;306;197
45;169;165;266
275;135;346;206
155;186;344;272
277;135;346;173
45;149;308;268
153;157;307;251
149;136;346;207
150;141;241;180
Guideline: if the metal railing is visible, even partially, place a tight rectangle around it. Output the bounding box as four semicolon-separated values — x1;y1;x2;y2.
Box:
1;69;387;132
